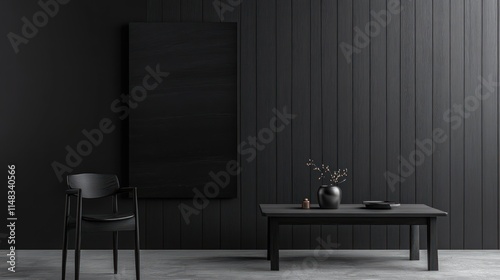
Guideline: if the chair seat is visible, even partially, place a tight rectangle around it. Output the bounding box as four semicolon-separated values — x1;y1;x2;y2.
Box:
82;213;135;222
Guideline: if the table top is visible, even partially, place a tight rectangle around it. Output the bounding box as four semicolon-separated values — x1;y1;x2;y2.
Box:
260;204;447;218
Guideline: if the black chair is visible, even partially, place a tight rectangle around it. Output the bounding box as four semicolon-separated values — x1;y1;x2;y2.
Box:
62;173;140;280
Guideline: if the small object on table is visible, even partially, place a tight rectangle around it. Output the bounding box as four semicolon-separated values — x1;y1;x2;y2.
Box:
302;198;310;209
363;201;400;209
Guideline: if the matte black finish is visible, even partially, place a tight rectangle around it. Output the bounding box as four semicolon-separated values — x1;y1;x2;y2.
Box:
352;0;371;250
317;185;342;209
256;0;277;250
2;0;500;251
62;175;140;279
261;204;446;271
410;225;420;260
67;174;120;199
260;204;448;218
427;217;438;270
129;22;237;198
0;0;146;250
449;0;465;251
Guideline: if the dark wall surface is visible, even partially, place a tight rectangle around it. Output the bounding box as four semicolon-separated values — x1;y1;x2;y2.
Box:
0;0;146;249
1;0;499;250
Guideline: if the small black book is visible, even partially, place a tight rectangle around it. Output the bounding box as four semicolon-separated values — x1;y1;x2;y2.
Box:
363;201;401;209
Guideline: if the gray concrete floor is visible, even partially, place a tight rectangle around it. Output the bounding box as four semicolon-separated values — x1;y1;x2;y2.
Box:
0;250;499;279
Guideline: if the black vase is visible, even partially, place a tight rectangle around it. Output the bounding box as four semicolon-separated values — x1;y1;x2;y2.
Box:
317;185;341;209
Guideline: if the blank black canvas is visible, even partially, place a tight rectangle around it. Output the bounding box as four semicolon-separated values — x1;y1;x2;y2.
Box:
129;22;237;198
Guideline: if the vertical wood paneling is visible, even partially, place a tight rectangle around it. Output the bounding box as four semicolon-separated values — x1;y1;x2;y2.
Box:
203;0;220;21
370;0;387;249
310;0;323;247
203;0;217;20
400;0;416;250
482;0;498;249
338;0;353;249
450;0;465;249
148;0;163;22
145;0;165;250
321;0;339;247
464;0;482;249
139;200;147;249
292;0;312;249
256;0;277;249
352;0;370;249
277;0;293;249
162;202;180;248
161;0;182;250
146;202;164;249
220;0;242;250
386;0;401;250
498;0;500;250
142;0;500;250
201;0;222;250
240;0;257;249
181;0;202;21
162;0;180;21
433;0;451;250
180;0;203;249
415;0;433;249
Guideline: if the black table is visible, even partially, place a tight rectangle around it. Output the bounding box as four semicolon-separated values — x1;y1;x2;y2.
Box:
260;204;447;271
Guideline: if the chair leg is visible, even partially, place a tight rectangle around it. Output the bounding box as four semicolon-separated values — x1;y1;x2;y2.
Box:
135;221;140;280
113;232;118;274
75;229;82;280
62;227;68;280
75;196;82;280
62;197;69;280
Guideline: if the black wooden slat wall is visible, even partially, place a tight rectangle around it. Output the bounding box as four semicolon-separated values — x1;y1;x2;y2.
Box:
338;0;354;250
450;0;465;249
370;0;387;249
202;0;222;250
162;0;181;250
141;0;500;249
292;0;311;249
482;0;498;250
386;0;401;250
464;0;482;249
240;0;257;249
321;0;339;248
146;0;164;250
352;0;371;249
256;0;277;249
220;0;241;250
416;0;432;250
400;0;416;250
276;0;293;249
310;0;323;248
433;0;451;250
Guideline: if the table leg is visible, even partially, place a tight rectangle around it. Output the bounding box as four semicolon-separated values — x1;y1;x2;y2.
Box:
269;218;279;271
410;225;420;260
267;218;270;261
427;217;438;270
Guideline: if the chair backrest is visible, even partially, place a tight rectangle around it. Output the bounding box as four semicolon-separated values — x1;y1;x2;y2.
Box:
67;173;120;199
